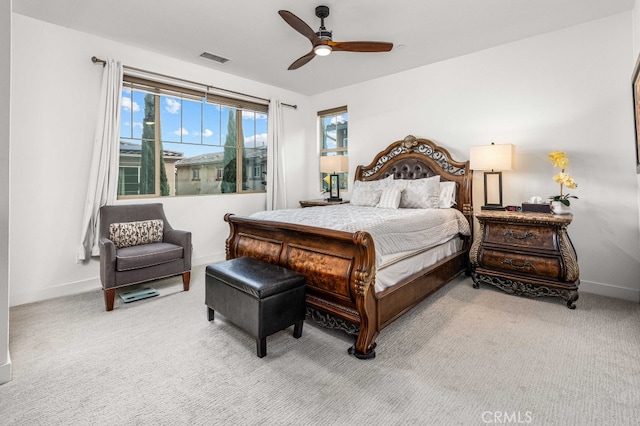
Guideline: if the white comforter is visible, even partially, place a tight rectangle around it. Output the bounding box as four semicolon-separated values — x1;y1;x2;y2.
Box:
250;205;471;266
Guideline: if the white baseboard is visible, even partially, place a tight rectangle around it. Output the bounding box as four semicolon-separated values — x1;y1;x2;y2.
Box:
35;277;102;304
15;253;637;307
192;252;226;267
580;280;640;303
0;351;11;385
11;251;228;307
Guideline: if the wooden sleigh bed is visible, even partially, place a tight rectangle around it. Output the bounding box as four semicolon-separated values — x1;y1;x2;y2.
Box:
224;135;473;359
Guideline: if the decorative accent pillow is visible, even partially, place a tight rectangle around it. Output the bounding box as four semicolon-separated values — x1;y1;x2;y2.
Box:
109;219;164;249
399;176;441;209
439;181;457;208
376;187;402;209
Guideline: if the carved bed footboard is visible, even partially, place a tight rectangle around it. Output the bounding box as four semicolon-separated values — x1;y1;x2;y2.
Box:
224;135;473;359
224;213;380;358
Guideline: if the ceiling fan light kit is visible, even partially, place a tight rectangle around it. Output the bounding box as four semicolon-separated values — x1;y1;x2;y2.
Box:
278;5;393;70
314;44;332;56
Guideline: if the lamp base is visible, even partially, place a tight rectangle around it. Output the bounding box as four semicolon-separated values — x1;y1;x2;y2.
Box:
481;205;506;211
326;197;343;202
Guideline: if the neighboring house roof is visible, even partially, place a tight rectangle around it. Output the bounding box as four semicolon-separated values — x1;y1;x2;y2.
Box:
175;149;266;168
176;152;225;167
120;141;184;159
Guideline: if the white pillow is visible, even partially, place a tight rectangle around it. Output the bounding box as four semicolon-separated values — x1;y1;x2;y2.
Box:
353;175;393;191
376;187;402;209
399;176;441;209
351;187;382;207
389;178;409;192
351;176;395;206
439;181;457;208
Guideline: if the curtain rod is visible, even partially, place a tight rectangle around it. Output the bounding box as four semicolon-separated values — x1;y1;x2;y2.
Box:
91;56;297;109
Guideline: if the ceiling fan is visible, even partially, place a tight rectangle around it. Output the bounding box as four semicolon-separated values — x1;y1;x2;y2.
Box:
278;5;394;70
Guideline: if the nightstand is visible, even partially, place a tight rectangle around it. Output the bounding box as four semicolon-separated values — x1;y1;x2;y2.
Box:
299;199;349;208
469;210;580;309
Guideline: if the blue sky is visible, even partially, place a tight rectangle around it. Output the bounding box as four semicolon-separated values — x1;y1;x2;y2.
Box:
120;88;268;158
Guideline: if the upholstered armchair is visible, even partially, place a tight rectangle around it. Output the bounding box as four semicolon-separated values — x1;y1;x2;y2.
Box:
99;203;192;311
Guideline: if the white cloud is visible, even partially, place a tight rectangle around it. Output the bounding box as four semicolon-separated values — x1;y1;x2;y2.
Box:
202;129;213;137
245;132;268;147
242;111;267;120
165;98;181;114
331;114;347;124
121;97;140;112
173;128;189;136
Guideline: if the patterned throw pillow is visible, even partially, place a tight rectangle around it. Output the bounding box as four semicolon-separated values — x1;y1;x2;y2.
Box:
376;187;402;209
109;219;164;248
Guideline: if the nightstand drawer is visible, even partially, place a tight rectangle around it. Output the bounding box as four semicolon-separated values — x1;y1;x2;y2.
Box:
484;222;556;250
480;249;561;279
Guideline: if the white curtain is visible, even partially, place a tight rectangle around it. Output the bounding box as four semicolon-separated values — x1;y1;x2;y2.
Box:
266;98;287;210
76;58;123;262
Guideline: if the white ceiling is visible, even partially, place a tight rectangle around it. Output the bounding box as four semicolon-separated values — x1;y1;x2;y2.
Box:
13;0;635;96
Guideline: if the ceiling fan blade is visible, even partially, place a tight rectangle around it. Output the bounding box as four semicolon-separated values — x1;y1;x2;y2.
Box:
288;50;316;70
328;41;394;53
278;10;320;45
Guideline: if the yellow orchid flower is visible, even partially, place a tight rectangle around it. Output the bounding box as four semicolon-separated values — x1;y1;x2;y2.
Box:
549;151;578;206
549;151;569;169
553;172;568;184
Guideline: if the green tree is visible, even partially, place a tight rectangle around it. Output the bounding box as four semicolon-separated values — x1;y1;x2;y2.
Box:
221;109;237;193
140;94;155;194
140;93;169;196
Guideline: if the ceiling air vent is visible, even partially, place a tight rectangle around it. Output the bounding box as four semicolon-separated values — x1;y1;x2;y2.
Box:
199;52;230;64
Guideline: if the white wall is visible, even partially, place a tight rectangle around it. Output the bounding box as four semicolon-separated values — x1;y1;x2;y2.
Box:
632;0;640;238
633;0;640;60
8;14;309;306
9;11;640;306
0;0;13;384
309;12;640;301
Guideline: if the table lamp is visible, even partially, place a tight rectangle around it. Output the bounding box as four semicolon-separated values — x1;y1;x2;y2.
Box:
469;143;514;210
320;155;349;202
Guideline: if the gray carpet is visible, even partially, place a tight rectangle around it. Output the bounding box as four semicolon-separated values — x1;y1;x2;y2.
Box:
1;264;639;425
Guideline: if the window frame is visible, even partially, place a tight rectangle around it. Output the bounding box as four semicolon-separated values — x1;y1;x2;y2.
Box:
318;106;348;193
118;74;268;199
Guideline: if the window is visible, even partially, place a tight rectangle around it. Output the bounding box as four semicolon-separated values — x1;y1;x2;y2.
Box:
118;166;140;196
319;106;348;193
118;75;268;198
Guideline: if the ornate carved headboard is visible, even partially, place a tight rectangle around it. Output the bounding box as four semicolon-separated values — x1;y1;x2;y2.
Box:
354;135;473;222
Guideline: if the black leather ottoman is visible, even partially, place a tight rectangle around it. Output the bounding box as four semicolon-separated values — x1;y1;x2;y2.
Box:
205;257;306;358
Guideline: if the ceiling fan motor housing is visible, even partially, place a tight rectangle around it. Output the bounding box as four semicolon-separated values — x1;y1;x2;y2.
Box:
315;5;330;19
316;29;332;41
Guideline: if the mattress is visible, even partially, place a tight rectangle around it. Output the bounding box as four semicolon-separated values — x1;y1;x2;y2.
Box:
250;204;471;267
375;237;462;293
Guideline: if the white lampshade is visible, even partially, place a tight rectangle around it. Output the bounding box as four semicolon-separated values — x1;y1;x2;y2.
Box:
314;44;332;56
320;155;349;173
469;143;514;171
